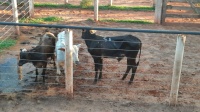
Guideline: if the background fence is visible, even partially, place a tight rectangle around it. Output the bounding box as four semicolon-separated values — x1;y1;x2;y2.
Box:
0;0;15;40
155;0;200;24
0;0;34;40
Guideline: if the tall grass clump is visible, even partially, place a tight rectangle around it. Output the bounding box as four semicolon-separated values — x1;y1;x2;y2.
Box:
80;0;93;8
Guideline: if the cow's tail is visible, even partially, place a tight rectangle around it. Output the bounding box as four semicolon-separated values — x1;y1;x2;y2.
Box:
137;42;142;66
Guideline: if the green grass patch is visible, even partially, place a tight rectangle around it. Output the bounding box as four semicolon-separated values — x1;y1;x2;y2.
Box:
88;18;153;24
99;5;154;11
0;39;16;52
34;3;154;11
34;3;80;8
19;16;63;24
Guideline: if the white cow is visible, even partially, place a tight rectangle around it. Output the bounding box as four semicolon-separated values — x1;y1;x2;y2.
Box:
55;31;81;76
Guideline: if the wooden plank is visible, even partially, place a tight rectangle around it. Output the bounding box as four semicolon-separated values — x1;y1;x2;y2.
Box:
168;0;200;3
163;22;200;27
166;14;200;18
167;5;197;11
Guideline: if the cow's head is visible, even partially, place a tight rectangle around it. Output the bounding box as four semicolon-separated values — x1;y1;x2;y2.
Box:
39;32;56;46
18;48;29;66
81;29;96;39
58;44;81;65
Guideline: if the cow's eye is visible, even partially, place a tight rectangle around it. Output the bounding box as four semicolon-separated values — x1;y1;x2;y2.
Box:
82;29;86;32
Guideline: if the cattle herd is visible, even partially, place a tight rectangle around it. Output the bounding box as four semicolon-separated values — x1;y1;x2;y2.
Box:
18;29;142;84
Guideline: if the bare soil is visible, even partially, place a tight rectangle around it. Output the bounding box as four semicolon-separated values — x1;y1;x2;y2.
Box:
0;0;200;111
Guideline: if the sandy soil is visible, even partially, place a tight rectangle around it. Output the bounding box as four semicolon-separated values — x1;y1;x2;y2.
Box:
0;0;200;111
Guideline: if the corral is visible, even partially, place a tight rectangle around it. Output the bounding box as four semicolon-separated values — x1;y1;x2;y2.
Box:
0;0;200;111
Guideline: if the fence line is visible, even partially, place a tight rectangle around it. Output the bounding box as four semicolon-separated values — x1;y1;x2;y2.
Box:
0;22;200;35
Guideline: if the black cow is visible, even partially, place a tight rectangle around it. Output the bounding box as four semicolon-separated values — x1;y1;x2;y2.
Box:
81;29;142;84
18;47;48;83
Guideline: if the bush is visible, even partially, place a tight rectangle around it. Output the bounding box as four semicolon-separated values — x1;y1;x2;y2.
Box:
80;0;93;8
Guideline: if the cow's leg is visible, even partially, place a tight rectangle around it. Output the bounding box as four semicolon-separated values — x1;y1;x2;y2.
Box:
35;68;38;82
129;59;138;84
42;62;47;83
98;58;103;80
52;55;56;68
121;58;132;80
56;61;61;75
93;57;100;84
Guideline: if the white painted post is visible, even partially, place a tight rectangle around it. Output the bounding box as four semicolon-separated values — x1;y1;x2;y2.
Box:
12;0;20;35
170;34;186;106
94;0;99;21
154;0;163;24
29;0;34;17
64;0;68;4
109;0;113;6
65;29;73;98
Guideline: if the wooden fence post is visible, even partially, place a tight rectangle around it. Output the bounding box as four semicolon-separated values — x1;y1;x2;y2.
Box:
94;0;99;21
154;0;163;24
29;0;34;17
12;0;20;35
65;29;73;98
64;0;68;4
170;34;186;106
161;0;167;24
109;0;113;6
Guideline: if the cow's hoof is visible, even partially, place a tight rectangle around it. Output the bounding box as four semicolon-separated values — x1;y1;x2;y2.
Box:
128;81;133;85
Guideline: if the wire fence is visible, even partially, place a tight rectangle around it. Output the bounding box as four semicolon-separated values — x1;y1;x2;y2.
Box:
0;0;15;41
0;0;31;43
0;22;200;106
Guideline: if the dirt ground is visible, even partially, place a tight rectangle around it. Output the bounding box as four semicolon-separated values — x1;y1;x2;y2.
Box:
0;0;200;112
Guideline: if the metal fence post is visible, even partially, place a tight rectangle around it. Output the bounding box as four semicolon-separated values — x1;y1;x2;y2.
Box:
12;0;20;35
29;0;34;17
94;0;99;21
170;34;186;106
65;29;73;98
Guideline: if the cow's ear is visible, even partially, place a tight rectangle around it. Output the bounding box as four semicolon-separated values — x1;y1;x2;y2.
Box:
89;30;96;34
76;44;81;48
20;49;22;52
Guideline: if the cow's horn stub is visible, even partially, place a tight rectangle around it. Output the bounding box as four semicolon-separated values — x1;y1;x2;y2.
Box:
90;30;96;34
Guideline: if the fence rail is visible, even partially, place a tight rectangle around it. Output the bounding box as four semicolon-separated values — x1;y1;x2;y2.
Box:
0;22;200;35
